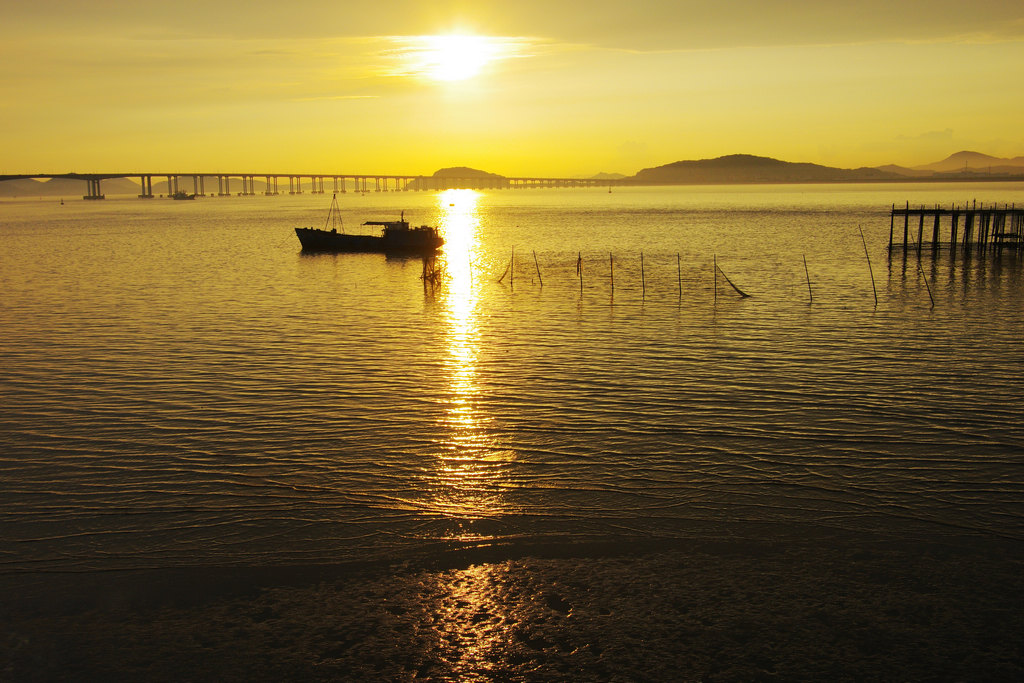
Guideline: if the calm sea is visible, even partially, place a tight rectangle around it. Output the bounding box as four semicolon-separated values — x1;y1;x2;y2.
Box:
2;183;1023;572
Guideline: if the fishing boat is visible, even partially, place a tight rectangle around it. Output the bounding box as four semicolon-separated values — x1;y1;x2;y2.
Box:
295;194;443;254
170;191;196;200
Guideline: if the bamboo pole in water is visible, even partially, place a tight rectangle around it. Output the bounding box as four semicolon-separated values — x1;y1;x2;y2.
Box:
609;253;614;293
510;247;514;291
713;255;718;303
677;253;682;299
577;251;583;294
803;254;813;304
859;226;878;306
533;250;543;287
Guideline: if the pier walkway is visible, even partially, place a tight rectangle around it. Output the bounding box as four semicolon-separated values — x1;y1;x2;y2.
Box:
889;201;1024;253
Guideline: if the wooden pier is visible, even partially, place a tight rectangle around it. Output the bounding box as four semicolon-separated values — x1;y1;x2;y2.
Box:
889;201;1024;253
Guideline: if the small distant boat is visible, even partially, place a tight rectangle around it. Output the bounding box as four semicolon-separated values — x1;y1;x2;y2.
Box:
171;191;196;200
295;194;443;255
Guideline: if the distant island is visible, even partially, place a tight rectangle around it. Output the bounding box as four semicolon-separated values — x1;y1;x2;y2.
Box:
405;167;510;190
2;151;1023;197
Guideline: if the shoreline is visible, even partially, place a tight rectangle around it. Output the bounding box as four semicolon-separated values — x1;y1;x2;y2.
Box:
4;532;1022;681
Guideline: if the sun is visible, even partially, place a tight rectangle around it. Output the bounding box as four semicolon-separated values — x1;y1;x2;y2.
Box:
416;34;500;82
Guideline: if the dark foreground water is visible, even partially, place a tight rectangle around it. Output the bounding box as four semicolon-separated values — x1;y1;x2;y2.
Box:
2;183;1023;573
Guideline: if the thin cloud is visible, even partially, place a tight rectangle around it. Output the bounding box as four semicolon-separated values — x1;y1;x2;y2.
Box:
291;94;378;101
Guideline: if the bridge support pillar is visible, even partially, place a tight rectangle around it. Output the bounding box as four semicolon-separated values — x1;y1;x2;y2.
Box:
83;178;104;200
138;175;154;198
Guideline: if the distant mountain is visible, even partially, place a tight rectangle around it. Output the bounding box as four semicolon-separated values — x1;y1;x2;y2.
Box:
431;166;504;178
0;176;142;197
913;151;1024;173
875;164;935;178
406;166;508;190
632;154;901;185
588;172;626;180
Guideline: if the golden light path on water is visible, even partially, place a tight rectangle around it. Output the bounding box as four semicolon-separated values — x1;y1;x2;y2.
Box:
427;190;519;677
429;190;518;530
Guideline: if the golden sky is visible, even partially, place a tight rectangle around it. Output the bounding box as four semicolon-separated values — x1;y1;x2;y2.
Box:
2;1;1023;176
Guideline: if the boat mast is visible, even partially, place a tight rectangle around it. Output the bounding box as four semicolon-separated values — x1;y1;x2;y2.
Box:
323;193;344;233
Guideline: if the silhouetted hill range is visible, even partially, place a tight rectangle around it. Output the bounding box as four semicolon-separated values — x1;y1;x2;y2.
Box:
631;152;1024;185
910;150;1024;174
633;154;894;184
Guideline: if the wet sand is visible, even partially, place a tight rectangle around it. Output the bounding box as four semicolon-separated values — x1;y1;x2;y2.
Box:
3;534;1023;682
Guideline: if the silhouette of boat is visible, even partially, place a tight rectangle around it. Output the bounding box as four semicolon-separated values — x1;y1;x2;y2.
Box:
171;191;196;200
295;194;443;254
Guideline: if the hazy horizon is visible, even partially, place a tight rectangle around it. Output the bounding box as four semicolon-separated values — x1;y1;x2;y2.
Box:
2;1;1023;176
5;148;1024;185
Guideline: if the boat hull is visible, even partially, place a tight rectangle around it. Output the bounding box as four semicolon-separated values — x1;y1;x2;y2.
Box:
295;227;442;254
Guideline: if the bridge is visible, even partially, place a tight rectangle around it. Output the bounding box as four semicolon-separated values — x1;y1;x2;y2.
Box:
0;172;626;199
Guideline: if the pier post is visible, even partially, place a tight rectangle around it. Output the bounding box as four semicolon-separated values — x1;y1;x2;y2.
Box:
917;207;924;253
903;201;909;249
889;205;894;250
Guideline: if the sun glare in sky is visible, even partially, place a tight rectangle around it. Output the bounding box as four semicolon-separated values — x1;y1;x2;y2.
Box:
424;35;497;81
395;34;510;82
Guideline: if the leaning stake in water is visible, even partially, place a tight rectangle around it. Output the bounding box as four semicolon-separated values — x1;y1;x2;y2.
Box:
533;250;543;287
917;259;935;308
859;226;878;306
803;254;813;304
715;258;751;298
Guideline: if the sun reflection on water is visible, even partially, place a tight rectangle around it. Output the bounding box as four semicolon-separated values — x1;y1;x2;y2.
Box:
428;190;517;535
